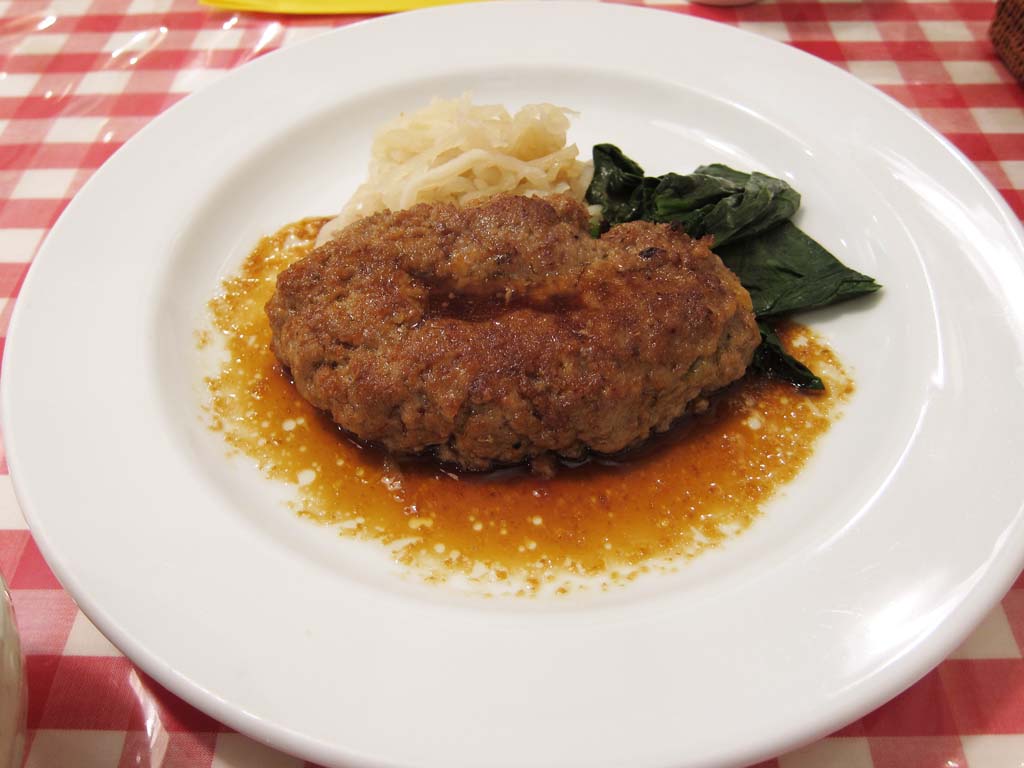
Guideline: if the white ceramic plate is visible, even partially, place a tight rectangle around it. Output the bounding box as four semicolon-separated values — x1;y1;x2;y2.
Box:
4;4;1024;767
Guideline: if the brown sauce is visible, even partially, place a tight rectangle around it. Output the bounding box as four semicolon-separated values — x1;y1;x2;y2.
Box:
203;217;853;595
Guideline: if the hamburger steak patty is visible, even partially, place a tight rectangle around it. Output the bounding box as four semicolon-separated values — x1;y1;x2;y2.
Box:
266;194;760;471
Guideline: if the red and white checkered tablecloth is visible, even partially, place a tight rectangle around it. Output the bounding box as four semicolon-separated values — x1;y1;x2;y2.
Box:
0;0;1022;765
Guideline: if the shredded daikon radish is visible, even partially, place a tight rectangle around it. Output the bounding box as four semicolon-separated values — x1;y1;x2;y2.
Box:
316;95;592;245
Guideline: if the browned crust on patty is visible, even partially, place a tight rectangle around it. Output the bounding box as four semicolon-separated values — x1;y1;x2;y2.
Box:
266;194;760;470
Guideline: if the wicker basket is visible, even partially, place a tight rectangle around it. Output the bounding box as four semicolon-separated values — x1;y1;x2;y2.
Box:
992;0;1024;83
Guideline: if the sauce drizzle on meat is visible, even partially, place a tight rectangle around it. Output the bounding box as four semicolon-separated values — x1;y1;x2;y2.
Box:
203;217;853;595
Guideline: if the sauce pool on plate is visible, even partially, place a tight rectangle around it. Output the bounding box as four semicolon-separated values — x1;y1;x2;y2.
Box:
202;217;852;595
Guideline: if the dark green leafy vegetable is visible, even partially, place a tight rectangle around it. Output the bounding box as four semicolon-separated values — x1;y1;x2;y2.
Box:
716;222;881;318
585;146;801;248
586;144;649;225
585;144;881;389
750;322;824;390
658;166;800;247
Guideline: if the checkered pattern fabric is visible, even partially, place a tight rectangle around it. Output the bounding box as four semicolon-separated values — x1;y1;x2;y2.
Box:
0;0;1022;765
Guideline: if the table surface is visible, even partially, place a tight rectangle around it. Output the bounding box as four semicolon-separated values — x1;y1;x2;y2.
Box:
1;0;1023;766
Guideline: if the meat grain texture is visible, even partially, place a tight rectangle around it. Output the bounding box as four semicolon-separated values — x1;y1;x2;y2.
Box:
267;194;760;471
